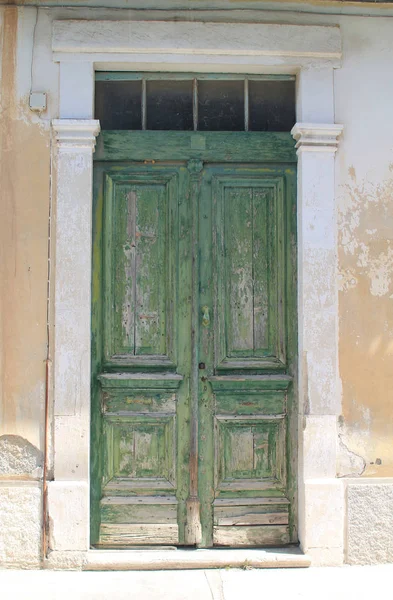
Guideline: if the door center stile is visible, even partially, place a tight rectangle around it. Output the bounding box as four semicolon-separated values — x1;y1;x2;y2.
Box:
185;158;204;545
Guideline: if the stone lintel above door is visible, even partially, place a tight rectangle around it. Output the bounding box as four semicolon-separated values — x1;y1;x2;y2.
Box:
52;20;341;71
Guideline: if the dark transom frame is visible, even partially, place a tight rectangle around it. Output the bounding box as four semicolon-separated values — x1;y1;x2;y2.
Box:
95;72;296;132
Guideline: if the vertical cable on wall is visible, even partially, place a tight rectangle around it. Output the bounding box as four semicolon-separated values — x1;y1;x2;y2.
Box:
43;90;53;565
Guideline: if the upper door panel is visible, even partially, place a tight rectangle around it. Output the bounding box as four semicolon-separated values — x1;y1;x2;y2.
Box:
102;166;185;369
213;173;286;372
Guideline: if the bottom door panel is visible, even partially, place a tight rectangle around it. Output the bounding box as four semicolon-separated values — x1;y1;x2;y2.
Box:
213;525;289;547
97;374;183;547
209;376;293;547
100;524;179;546
213;498;290;547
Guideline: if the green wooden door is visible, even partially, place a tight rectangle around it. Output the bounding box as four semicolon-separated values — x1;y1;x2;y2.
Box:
91;131;297;548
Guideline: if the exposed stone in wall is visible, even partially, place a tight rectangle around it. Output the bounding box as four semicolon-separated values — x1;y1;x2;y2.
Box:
0;435;43;478
45;551;86;570
347;483;393;564
0;484;42;568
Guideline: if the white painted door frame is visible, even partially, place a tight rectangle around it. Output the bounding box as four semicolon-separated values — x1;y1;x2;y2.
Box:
49;19;343;569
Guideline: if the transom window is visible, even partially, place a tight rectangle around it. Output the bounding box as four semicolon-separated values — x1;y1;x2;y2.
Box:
95;73;295;132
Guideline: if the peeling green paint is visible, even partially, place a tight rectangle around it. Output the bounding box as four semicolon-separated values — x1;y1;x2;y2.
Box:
91;131;297;547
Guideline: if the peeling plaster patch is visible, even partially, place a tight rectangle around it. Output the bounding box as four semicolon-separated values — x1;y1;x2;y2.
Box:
368;246;393;297
0;5;49;448
358;404;371;428
338;268;358;293
337;434;366;478
0;435;43;478
339;171;393;297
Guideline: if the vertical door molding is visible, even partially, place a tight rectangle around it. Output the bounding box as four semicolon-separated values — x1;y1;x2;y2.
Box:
292;121;344;566
48;119;100;563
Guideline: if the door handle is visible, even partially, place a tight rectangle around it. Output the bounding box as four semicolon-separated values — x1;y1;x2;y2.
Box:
201;306;210;327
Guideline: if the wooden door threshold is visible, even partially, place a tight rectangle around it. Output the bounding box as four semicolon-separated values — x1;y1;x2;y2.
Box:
84;547;310;570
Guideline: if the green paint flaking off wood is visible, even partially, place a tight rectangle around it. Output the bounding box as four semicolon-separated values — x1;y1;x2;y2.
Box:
213;174;288;371
95;131;296;163
101;168;180;368
226;186;254;353
112;183;167;356
215;391;286;415
91;131;297;548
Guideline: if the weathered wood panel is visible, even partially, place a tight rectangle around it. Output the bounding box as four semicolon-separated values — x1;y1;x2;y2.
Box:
217;513;288;526
213;525;290;547
253;189;269;351
102;167;180;368
215;417;286;490
214;497;290;506
214;503;288;525
135;184;167;356
210;375;292;392
226;186;254;354
102;391;177;415
101;497;178;524
214;174;287;372
92;138;297;548
112;183;166;356
96;131;297;163
104;479;176;496
215;391;285;416
99;524;179;546
99;373;183;390
103;414;176;485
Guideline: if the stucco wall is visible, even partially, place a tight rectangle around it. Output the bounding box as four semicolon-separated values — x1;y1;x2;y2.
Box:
0;5;392;567
0;6;54;567
335;19;393;479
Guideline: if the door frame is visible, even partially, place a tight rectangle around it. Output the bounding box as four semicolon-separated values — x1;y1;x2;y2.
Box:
49;19;344;568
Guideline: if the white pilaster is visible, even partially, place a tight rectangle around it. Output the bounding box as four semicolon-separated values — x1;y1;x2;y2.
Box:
59;62;94;119
296;68;335;123
50;119;100;553
292;122;344;565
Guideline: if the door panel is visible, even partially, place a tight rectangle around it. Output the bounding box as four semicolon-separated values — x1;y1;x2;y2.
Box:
213;173;286;371
103;169;180;368
199;165;296;547
93;164;190;547
92;133;297;549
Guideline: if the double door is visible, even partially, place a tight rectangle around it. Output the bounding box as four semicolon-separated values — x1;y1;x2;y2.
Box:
91;131;297;548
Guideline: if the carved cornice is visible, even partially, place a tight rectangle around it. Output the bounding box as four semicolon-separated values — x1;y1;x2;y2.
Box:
52;119;100;150
291;123;343;153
